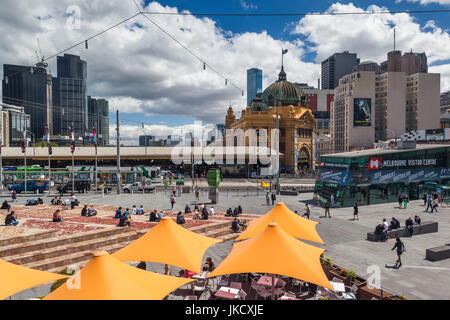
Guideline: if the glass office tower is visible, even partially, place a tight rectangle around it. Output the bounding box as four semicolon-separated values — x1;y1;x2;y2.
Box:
247;68;263;106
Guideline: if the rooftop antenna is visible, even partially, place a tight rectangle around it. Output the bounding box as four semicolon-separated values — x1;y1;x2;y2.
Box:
394;28;396;51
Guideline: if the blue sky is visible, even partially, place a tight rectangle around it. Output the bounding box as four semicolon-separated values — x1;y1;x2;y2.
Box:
1;0;448;144
110;0;449;131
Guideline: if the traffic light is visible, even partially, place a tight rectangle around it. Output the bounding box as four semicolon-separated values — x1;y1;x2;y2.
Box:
48;145;53;155
21;140;26;153
70;141;75;153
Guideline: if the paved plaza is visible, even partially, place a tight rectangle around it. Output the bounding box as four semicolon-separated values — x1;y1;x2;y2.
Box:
4;189;450;300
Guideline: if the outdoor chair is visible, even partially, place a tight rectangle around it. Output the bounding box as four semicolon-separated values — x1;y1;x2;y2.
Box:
290;279;304;292
275;278;286;289
193;280;208;299
249;278;261;297
238;289;248;300
218;276;230;287
257;286;273;300
230;281;242;290
238;273;249;283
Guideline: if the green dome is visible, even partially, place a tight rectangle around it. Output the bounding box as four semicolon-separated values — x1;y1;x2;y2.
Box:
259;67;305;109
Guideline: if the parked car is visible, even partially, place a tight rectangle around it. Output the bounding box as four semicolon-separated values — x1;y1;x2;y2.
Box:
123;182;155;193
8;180;49;193
57;180;91;194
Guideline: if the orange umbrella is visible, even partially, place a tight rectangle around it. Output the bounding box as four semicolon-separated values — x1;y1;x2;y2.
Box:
113;217;222;273
236;202;324;244
209;223;332;290
44;251;193;300
0;258;68;300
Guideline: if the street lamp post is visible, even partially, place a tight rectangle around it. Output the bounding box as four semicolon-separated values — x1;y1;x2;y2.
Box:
275;97;280;195
23;130;35;194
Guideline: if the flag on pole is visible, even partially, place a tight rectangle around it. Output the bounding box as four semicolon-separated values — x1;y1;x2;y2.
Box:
282;49;288;55
46;125;52;155
69;126;75;154
93;126;97;151
21;131;26;153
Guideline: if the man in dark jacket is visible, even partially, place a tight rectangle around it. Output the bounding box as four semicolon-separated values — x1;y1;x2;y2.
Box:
271;192;276;205
5;211;19;226
202;206;209;220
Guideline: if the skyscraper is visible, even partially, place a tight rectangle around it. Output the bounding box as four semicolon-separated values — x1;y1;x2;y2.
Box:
88;96;109;145
2;64;52;139
52;54;87;138
247;68;263;106
321;51;359;90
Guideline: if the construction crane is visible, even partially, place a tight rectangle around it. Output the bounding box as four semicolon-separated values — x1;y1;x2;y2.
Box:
35;38;48;69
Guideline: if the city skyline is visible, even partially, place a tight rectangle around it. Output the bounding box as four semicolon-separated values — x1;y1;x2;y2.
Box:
0;0;449;145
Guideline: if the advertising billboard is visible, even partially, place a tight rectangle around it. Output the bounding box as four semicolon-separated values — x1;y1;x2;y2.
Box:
353;98;372;127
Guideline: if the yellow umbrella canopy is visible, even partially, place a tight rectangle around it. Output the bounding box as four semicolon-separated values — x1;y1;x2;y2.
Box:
113;217;221;273
236;202;324;244
209;223;332;290
0;258;68;300
44;251;193;300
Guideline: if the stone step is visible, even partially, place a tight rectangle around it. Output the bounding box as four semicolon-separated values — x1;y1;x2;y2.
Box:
220;233;239;242
0;227;131;258
202;226;235;238
0;230;58;247
189;221;231;234
23;240;136;272
5;230;139;265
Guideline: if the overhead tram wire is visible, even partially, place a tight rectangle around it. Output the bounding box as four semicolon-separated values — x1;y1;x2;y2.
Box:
141;9;450;16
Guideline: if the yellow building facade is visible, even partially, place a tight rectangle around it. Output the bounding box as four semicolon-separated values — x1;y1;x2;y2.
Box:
225;67;315;172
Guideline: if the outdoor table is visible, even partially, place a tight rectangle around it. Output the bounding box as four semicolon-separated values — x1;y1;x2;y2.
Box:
214;287;240;300
330;281;346;293
192;272;210;280
257;275;279;287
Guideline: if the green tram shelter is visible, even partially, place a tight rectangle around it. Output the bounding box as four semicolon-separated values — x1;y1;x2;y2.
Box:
314;144;450;207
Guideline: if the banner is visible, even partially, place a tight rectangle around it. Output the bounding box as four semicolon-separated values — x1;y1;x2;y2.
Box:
353;98;372;127
317;168;450;186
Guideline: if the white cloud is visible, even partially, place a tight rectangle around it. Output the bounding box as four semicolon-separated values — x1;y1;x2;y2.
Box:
0;0;318;131
0;1;449;145
293;2;450;90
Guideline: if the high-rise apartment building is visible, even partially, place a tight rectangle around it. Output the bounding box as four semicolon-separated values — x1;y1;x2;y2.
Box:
247;68;263;106
405;73;440;132
321;51;359;90
374;72;406;141
52;54;87;137
88;96;109;145
330;71;376;153
2;64;52;139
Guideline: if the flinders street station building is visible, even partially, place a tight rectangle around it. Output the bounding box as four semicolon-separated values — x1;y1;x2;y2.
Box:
225;66;316;173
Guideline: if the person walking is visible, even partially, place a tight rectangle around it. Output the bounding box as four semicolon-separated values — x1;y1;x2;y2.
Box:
391;237;405;268
303;204;310;219
170;194;176;210
271;192;276;206
324;200;331;218
397;194;403;208
70;193;77;209
425;196;432;212
422;192;428;206
402;194;409;209
353;202;359;220
431;198;438;213
266;192;270;206
11;189;17;202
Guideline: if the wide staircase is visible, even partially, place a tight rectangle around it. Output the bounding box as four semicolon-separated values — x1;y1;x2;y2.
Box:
190;220;241;242
1;219;240;273
0;227;140;273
